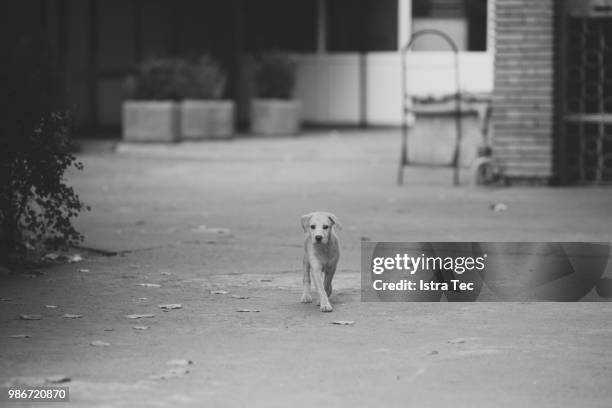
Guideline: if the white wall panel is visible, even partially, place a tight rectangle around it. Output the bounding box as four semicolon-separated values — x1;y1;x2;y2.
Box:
295;51;493;126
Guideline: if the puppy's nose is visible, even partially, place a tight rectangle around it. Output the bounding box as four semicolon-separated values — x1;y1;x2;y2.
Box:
315;235;323;242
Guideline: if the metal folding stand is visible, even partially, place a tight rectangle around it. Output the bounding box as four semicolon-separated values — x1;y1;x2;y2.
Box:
398;29;462;186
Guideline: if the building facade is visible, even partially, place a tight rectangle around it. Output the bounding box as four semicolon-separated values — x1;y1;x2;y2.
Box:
5;0;610;184
6;0;493;128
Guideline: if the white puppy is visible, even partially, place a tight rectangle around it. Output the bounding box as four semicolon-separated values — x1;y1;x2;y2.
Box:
300;212;341;312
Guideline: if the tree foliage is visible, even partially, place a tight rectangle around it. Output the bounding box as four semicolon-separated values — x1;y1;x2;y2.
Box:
0;34;87;262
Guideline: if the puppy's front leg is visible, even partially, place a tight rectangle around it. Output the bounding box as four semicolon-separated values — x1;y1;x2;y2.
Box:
324;264;336;298
301;255;312;303
309;261;332;312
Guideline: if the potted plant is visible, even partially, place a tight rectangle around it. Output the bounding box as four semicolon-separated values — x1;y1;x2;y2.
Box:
180;56;234;140
122;58;184;143
250;52;301;136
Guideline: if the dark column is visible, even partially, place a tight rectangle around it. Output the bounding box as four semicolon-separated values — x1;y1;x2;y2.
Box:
87;0;98;129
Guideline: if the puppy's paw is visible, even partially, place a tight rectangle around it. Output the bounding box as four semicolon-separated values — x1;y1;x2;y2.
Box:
300;293;313;303
320;303;333;312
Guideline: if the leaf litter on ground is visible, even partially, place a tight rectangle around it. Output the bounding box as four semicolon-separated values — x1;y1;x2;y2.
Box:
20;314;42;320
137;283;161;288
331;321;355;326
159;304;182;310
45;375;71;383
67;254;84;263
125;314;155;319
3;376;71;387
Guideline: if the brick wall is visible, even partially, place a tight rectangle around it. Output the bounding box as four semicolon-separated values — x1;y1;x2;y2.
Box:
492;0;556;180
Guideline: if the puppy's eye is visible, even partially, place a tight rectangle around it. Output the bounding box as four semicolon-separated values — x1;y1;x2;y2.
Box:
310;225;316;230
323;225;329;230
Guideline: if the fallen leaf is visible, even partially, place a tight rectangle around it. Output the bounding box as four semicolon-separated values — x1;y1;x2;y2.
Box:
103;328;114;332
210;290;228;295
125;314;155;319
45;305;58;309
159;304;182;310
63;314;83;319
42;253;60;261
9;334;31;339
331;321;355;326
67;254;84;263
231;295;249;299
137;283;161;288
236;309;260;313
133;326;149;330
90;340;111;347
45;375;71;383
167;359;193;366
20;314;42;320
490;203;508;212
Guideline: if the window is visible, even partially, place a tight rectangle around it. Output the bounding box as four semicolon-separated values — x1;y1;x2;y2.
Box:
412;0;488;51
326;0;398;52
244;0;317;52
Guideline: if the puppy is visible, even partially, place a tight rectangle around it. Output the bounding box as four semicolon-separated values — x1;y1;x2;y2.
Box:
300;212;341;312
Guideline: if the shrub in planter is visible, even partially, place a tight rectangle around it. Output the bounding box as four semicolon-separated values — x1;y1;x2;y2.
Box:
180;56;235;140
0;34;88;264
122;58;185;143
250;52;301;136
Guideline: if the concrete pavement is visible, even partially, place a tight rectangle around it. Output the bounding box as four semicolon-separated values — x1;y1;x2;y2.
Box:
1;130;611;407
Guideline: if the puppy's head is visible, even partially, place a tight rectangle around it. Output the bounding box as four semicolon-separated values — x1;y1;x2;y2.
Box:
301;212;341;244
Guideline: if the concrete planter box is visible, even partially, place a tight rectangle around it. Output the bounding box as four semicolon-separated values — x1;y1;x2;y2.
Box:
180;100;235;140
407;101;489;168
122;101;180;143
250;99;301;136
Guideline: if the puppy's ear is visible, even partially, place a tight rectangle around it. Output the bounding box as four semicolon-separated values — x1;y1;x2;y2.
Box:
327;213;342;231
300;213;313;233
